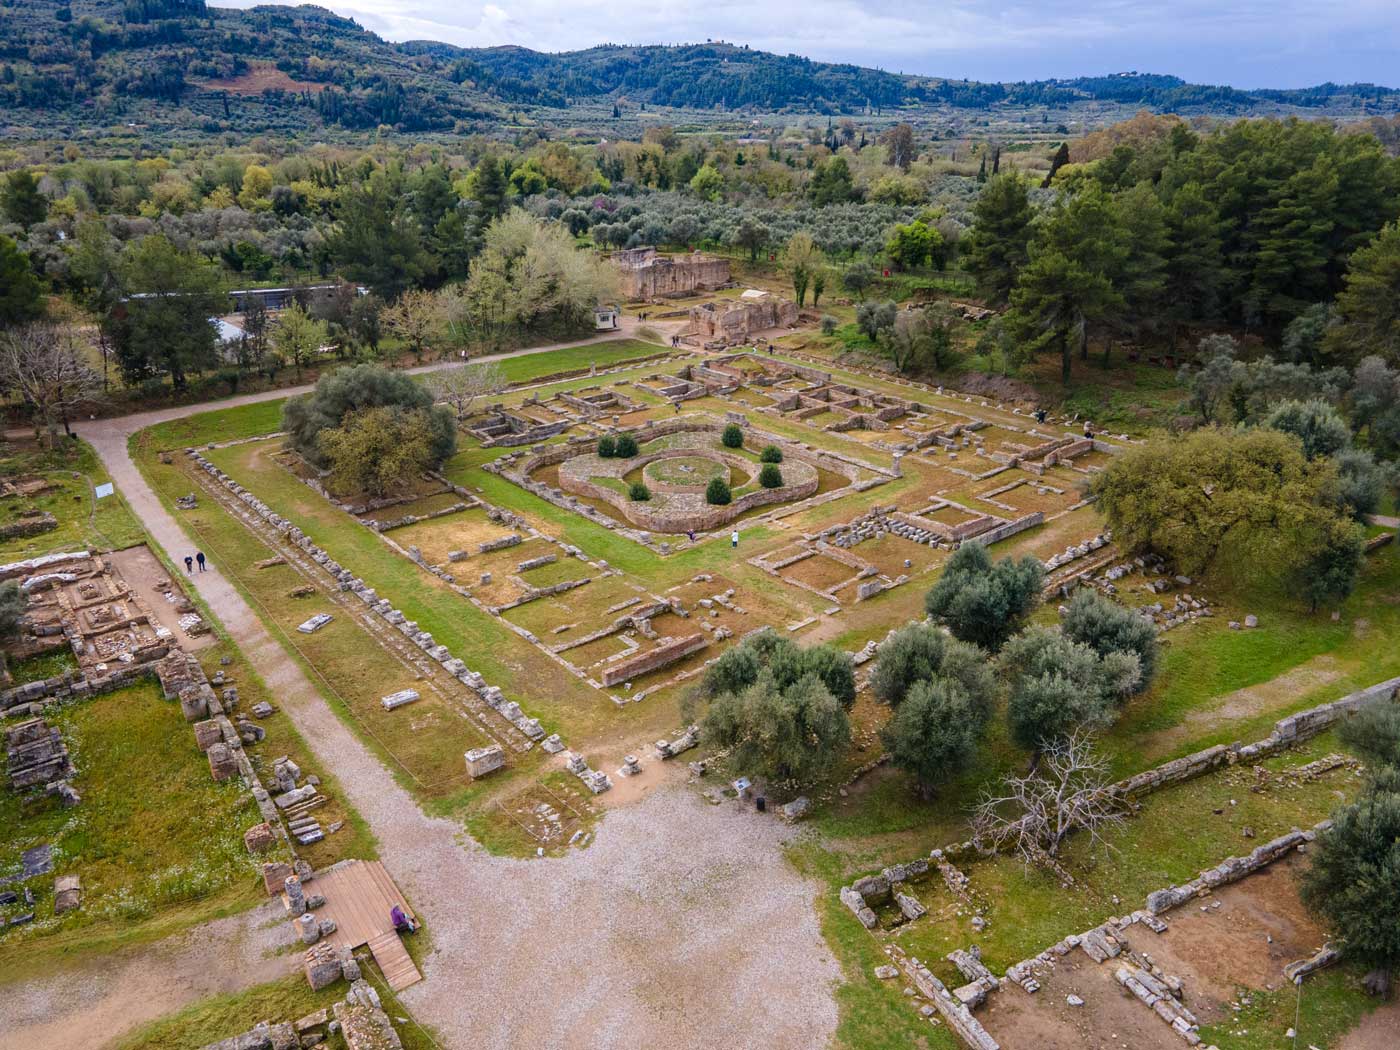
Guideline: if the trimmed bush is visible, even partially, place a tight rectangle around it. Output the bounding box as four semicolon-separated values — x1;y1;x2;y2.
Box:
628;481;651;501
615;433;639;457
706;477;733;505
820;315;838;335
760;444;783;463
721;423;744;448
596;434;617;458
758;463;783;488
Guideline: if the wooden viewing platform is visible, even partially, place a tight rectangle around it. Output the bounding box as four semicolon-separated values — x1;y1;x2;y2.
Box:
288;860;422;991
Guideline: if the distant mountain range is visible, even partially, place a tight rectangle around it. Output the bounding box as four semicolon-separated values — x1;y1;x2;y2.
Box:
2;0;1396;138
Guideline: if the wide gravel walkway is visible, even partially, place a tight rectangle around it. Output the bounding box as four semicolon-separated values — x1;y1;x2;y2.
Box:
4;336;842;1049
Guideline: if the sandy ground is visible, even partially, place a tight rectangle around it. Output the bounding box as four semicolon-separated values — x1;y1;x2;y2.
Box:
0;900;293;1050
1338;999;1400;1050
0;337;842;1050
106;543;217;652
980;855;1334;1050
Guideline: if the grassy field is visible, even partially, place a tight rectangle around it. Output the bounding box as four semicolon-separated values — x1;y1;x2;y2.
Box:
120;340;1400;1046
0;438;145;559
1197;963;1379;1050
135;336;671;452
798;731;1373;1049
0;681;270;974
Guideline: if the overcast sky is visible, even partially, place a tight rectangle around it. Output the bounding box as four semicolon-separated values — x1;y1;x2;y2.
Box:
216;1;1400;89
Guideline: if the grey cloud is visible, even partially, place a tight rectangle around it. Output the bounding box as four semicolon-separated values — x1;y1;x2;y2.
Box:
213;0;1400;87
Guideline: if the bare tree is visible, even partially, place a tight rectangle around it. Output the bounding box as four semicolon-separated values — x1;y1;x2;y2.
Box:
971;730;1126;868
426;361;507;420
0;323;102;447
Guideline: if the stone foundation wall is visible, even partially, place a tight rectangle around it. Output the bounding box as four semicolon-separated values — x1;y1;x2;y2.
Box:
600;632;708;686
687;296;799;345
613;248;731;300
493;414;865;537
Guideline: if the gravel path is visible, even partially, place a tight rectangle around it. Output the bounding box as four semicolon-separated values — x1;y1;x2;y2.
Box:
19;349;842;1049
0;900;293;1050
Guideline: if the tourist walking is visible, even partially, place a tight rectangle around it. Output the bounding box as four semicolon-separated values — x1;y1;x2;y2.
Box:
731;529;739;549
196;551;207;572
183;555;193;574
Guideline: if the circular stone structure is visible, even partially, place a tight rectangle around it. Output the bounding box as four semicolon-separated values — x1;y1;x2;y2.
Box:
641;454;733;492
554;429;820;533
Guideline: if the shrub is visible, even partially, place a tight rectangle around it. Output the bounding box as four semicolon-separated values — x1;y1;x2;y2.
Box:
615;433;639;457
721;423;744;448
759;445;783;463
758;463;783;488
820;315;838;335
628;481;651;501
705;477;732;505
596;434;617;458
924;543;1045;651
0;581;22;640
869;622;993;709
282;362;455;469
702;672;850;791
1060;589;1160;692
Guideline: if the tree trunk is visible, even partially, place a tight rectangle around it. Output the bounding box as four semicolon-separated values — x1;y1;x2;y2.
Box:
1060;333;1072;385
1362;968;1392;999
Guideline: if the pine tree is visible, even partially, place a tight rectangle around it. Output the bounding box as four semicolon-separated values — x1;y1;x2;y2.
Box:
962;174;1033;306
1;169;47;228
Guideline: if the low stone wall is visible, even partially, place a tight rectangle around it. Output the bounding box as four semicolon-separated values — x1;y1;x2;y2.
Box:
1145;822;1327;915
898;953;1001;1050
0;549;92;583
0;662;155;715
492;414;866;539
600;632;708;686
0;512;58;540
1116;675;1400;797
961;511;1044;547
840;675;1400;951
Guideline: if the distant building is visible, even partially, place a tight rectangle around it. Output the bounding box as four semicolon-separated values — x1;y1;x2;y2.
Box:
611;248;730;301
211;317;246;346
226;283;363;313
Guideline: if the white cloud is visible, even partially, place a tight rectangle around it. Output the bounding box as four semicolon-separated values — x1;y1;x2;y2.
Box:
211;1;1400;87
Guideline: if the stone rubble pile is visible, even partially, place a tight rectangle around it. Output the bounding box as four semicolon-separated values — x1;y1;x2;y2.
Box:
654;724;700;759
199;974;390;1050
1115;963;1201;1044
4;717;78;804
1042;532;1111;572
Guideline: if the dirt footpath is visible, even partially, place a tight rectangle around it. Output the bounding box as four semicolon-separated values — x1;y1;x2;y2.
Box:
0;900;294;1050
64;393;842;1050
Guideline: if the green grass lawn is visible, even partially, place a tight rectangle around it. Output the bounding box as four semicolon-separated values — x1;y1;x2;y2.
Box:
1197;964;1379;1050
0;439;145;559
0;681;272;975
136;337;672;454
795;731;1370;1050
5;646;78;685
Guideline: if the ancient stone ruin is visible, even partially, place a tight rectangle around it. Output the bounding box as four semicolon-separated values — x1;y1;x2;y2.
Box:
612;246;730;300
685;291;798;348
4;717;78;805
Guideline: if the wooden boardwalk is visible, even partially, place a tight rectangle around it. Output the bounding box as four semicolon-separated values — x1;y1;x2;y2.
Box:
289;860;422;991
